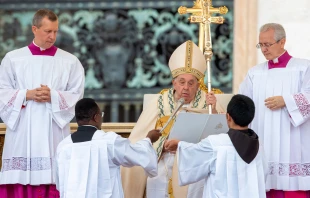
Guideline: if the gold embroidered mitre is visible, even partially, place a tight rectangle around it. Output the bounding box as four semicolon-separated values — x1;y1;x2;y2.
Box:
169;40;207;80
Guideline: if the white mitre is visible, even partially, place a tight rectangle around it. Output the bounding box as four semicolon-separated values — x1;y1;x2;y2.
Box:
168;40;207;80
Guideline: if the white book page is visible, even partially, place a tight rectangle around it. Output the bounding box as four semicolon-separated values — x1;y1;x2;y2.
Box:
168;112;228;143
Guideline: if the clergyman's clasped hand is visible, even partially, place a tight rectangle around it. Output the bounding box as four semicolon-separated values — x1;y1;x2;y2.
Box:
146;129;162;143
26;84;51;103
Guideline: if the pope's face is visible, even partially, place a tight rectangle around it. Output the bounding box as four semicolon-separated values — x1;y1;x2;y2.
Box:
259;29;286;60
32;17;58;49
172;74;199;104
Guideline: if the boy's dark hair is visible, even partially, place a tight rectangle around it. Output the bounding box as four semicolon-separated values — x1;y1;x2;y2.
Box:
227;94;255;127
32;9;58;28
75;98;99;122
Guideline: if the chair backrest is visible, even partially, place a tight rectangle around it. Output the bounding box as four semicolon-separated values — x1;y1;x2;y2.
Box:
143;94;160;111
215;94;234;112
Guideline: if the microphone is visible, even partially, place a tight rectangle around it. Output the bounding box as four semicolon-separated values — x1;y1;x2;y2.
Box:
159;98;185;134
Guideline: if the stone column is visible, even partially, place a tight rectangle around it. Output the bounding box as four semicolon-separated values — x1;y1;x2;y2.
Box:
233;0;258;93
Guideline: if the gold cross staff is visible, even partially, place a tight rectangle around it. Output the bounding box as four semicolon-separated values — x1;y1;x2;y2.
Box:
178;0;228;114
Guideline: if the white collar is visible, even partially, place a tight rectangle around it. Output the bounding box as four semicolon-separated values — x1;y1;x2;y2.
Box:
272;50;286;64
33;40;46;51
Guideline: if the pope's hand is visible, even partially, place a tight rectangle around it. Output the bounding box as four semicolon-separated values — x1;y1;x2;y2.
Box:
206;91;217;113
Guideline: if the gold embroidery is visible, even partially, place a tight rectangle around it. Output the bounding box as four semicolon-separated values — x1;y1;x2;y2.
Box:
198;78;223;94
155;116;175;137
171;67;204;80
185;40;193;72
159;88;169;95
168;178;174;198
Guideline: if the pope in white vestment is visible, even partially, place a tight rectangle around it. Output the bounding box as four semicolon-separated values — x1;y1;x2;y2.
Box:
121;40;223;198
239;23;310;197
0;9;84;197
56;98;160;198
165;94;267;198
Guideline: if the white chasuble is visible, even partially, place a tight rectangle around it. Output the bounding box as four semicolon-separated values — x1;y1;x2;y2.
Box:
0;46;84;185
239;58;310;190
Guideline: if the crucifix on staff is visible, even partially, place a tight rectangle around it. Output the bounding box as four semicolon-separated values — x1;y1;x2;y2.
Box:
178;0;228;114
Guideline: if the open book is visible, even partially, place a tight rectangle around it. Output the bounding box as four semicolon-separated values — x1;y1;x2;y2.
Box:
168;112;229;143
